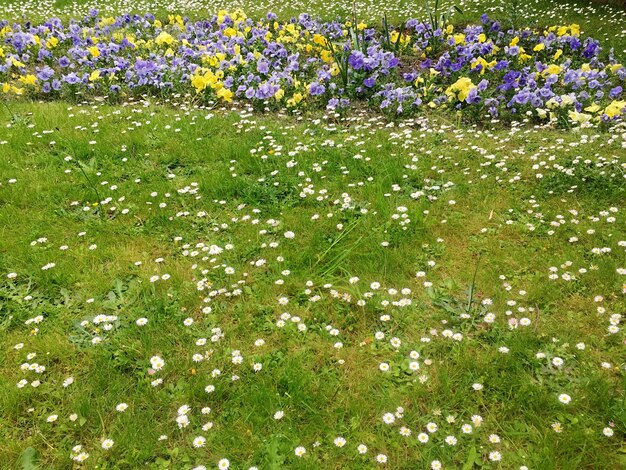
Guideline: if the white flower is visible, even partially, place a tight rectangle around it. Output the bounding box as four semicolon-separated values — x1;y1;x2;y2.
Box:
294;446;306;457
558;393;571;404
357;444;367;454
150;355;165;370
101;439;114;450
218;458;230;469
116;403;128;412
192;436;206;448
333;437;346;447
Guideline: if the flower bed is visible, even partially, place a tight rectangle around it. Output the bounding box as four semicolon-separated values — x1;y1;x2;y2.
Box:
1;10;625;125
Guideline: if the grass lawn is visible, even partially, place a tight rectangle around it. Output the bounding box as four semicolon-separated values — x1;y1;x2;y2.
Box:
1;1;626;469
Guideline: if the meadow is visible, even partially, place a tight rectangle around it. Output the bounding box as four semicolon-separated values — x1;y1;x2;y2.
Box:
1;1;625;469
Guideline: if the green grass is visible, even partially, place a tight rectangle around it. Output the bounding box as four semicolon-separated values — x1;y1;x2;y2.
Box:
0;97;625;469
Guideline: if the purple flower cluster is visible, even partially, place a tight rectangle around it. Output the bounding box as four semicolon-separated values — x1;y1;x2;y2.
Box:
1;11;624;124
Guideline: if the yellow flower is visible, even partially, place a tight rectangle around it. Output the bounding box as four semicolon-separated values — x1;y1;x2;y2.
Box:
553;49;563;60
471;57;496;74
88;46;100;58
533;43;545;52
216;87;233;102
478;33;486;43
155;31;174;46
89;70;100;82
274;89;284;100
445;77;476;102
46;37;59;49
584;104;600;113
320;50;333;63
313;34;326;46
453;33;465;45
191;73;208;92
287;92;304;107
509;36;519;46
445;24;454;34
2;82;10;93
568;111;591;123
19;74;37;86
604;101;626;119
357;22;367;31
542;64;562;77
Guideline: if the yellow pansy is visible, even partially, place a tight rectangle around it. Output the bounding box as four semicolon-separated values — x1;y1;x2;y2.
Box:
155;31;174;46
19;74;37;86
604;101;626;118
471;57;496;74
88;46;100;58
445;77;476;102
533;43;545;52
216;86;233;102
542;64;562;77
46;37;59;48
320;50;333;63
568;111;591;123
313;34;326;46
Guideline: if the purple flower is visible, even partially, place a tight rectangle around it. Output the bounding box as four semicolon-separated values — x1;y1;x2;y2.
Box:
309;82;325;96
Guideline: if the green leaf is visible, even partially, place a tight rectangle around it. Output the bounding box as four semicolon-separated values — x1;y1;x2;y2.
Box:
462;446;477;470
19;447;38;470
